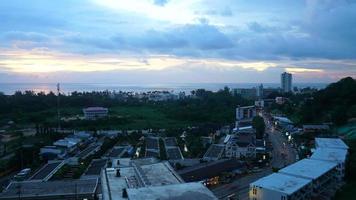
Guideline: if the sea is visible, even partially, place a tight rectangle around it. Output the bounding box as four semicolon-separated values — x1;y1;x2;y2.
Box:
0;82;328;95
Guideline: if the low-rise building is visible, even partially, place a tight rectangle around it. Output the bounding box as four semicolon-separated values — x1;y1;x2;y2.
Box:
225;131;256;159
101;160;217;200
236;106;257;128
83;107;108;120
250;137;349;200
279;159;338;196
0;178;99;200
303;125;330;134
250;173;312;200
311;148;348;180
203;144;225;161
315;138;349;150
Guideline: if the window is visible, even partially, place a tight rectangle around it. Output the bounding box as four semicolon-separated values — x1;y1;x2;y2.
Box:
253;188;257;195
281;196;286;200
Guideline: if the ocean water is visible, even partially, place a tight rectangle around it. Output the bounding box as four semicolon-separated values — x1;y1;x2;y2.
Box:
0;82;328;95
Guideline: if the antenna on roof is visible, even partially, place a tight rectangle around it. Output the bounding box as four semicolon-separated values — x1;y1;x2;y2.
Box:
57;83;61;132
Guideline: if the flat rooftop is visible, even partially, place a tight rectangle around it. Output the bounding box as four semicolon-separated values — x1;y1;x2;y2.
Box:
29;161;63;181
0;178;98;199
315;138;349;149
311;148;348;163
166;147;183;160
279;159;337;180
251;173;311;195
102;161;184;200
107;146;128;157
203;144;225;159
84;159;107;175
164;137;178;147
127;182;217;200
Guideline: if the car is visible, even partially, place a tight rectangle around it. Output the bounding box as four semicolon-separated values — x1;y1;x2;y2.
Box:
14;168;31;180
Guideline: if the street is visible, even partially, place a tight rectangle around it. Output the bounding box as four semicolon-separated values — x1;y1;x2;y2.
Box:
212;114;297;200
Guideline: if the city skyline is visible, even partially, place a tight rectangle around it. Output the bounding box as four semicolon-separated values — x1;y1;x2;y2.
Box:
0;0;356;84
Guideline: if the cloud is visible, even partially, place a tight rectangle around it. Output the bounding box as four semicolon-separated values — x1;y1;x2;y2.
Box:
0;0;355;83
153;0;169;6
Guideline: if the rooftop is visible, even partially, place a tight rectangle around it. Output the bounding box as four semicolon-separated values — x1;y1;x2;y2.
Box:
303;125;330;130
101;161;184;200
29;161;64;181
311;148;348;163
84;159;107;176
127;182;217;200
251;173;311;195
164;137;178;147
203;144;225;159
279;159;337;180
83;107;108;111
0;179;98;199
315;138;349;149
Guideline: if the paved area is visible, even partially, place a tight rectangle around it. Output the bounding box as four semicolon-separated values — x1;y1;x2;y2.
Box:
212;169;272;200
212;113;297;199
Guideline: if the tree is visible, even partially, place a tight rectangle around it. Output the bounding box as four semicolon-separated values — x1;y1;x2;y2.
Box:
252;116;265;139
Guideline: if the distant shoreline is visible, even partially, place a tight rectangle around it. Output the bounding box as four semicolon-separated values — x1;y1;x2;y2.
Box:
0;82;328;95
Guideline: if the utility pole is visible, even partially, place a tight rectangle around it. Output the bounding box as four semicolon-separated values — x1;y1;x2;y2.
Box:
57;83;61;132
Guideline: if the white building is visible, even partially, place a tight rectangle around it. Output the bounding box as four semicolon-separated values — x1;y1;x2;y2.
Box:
83;107;108;120
236;105;256;128
250;173;312;200
315;138;349;150
279;159;338;196
225;132;256;159
101;160;217;200
311;148;348;180
256;84;264;99
281;72;292;93
250;138;349;200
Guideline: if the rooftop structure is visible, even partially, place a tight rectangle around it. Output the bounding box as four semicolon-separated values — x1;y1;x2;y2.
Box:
203;144;225;161
107;146;129;158
303;124;330;131
29;160;65;181
101;161;185;200
311;148;348;164
166;147;184;160
315;138;349;150
251;173;311;195
236;106;256;121
279;159;337;180
127;182;217;200
145;137;159;150
82;159;108;177
164;137;178;147
0;178;98;200
76;143;101;159
112;157;159;168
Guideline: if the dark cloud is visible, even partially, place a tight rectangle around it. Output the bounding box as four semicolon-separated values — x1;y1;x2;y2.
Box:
0;0;356;65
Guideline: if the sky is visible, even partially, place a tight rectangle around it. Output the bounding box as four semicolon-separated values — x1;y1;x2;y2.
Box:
0;0;355;84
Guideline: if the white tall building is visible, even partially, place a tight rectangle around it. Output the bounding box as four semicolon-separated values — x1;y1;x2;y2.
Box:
256;84;264;99
281;72;292;93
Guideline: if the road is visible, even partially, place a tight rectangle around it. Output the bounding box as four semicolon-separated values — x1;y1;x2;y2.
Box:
212;114;297;200
267;121;297;168
212;169;272;200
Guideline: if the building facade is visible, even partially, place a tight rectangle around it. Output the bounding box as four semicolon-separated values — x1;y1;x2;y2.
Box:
281;72;292;93
83;107;108;120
